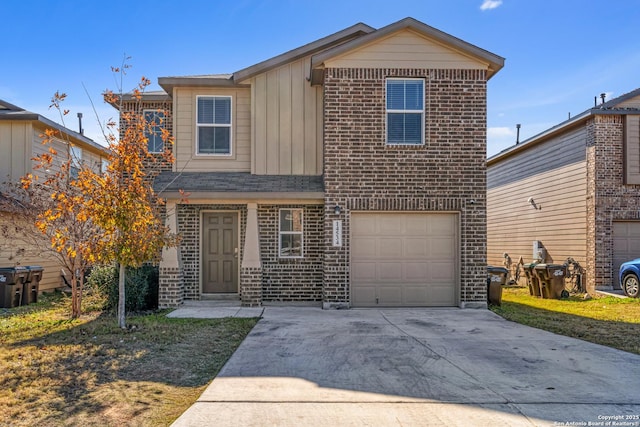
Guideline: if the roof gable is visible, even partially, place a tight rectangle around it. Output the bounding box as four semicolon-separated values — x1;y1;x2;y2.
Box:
311;17;504;82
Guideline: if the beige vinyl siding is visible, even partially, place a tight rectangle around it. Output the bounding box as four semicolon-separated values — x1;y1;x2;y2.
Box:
0;121;31;181
324;29;487;70
0;214;65;293
487;127;587;271
251;56;323;175
174;87;251;172
618;94;640;109
625;115;640;184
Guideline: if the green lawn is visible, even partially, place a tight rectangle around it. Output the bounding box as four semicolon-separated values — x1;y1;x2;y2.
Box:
0;293;258;427
490;286;640;355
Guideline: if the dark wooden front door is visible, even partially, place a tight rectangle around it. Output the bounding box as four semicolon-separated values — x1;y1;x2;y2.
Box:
202;212;238;293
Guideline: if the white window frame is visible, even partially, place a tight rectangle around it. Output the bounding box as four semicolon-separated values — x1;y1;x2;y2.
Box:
196;95;233;156
278;208;304;259
385;78;425;145
144;109;165;153
69;145;82;179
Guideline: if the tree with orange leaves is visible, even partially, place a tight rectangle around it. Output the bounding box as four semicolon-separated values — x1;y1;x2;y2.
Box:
0;93;102;318
82;65;177;328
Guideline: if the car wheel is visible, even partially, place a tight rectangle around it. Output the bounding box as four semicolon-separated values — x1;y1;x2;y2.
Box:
622;274;640;298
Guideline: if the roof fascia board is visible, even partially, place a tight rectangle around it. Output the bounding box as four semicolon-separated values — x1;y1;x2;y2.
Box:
159;191;325;201
233;22;375;83
158;76;247;94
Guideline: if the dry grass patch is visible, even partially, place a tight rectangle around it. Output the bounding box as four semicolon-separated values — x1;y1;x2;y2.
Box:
0;293;258;426
490;287;640;355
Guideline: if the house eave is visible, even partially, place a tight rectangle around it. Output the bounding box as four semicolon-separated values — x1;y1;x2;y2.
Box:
310;17;504;81
233;22;375;83
160;191;325;202
158;76;248;94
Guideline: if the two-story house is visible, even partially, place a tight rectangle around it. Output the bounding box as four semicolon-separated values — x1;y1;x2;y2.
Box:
125;17;504;309
0;99;110;293
487;88;640;295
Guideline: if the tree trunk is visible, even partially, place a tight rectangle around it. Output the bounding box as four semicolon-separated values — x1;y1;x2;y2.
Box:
70;274;79;319
118;263;126;329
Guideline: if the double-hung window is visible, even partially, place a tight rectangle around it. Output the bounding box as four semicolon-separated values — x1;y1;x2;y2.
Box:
197;96;232;155
386;78;424;145
279;208;303;258
144;110;165;153
69;145;82;179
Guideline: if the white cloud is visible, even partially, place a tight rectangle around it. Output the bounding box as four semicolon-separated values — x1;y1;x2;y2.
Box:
480;0;502;11
487;126;514;138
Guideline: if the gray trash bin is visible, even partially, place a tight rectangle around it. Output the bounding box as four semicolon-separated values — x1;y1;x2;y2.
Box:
22;266;44;305
0;266;28;308
487;266;508;305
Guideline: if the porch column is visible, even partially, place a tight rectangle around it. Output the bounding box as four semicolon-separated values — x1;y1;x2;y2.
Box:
240;203;263;306
159;201;183;307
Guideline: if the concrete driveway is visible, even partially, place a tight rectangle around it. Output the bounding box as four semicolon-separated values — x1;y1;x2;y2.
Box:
172;307;640;426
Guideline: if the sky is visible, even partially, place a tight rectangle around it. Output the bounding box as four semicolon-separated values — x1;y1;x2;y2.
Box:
2;0;640;156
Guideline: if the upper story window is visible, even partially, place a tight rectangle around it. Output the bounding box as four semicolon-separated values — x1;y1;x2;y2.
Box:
69;145;82;179
197;96;232;155
279;208;303;258
386;78;424;145
144;110;165;153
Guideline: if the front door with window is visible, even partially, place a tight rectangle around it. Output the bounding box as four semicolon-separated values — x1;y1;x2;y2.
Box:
202;212;238;293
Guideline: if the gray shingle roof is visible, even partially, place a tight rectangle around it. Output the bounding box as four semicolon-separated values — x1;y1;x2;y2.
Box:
154;172;324;194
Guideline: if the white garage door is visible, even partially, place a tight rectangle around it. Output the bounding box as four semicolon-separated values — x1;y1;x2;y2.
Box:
351;212;458;307
613;221;640;288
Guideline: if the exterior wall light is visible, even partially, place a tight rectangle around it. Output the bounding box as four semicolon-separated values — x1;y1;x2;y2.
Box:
334;204;341;215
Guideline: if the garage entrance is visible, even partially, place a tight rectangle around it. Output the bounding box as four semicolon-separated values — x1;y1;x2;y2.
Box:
613;221;640;289
351;212;458;307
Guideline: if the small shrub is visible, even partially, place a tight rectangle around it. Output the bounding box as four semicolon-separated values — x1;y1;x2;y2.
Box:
86;264;159;312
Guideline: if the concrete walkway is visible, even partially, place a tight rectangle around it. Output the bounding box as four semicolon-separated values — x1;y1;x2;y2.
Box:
170;306;640;426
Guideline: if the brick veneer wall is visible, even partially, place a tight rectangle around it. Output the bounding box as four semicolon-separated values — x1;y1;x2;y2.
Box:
586;114;640;291
177;204;247;300
322;68;488;307
258;205;324;302
121;99;174;172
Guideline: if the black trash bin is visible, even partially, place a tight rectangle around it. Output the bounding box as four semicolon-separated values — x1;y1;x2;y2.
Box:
22;266;44;305
487;266;508;305
0;266;28;308
522;262;541;296
534;264;566;299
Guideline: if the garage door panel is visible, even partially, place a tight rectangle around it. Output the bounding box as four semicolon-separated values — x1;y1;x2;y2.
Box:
378;216;403;235
352;238;377;257
352;262;377;280
404;238;428;257
429;285;456;306
379;238;403;258
378;286;403;305
403;286;429;305
351;213;458;307
378;262;402;280
429;214;456;235
353;285;376;306
404;262;428;281
431;237;456;257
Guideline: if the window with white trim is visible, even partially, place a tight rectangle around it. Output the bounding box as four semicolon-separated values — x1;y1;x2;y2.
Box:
386;78;424;145
197;96;232;155
279;208;303;258
144;109;165;153
70;146;82;179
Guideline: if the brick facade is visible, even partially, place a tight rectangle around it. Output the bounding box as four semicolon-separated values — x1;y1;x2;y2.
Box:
586;114;640;292
166;203;324;305
258;205;324;303
323;68;488;307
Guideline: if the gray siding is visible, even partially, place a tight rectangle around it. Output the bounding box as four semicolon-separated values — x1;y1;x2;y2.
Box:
487;126;588;272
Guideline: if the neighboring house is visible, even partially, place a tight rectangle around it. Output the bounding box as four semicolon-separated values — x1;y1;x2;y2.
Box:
120;17;504;308
487;88;640;293
0;99;109;293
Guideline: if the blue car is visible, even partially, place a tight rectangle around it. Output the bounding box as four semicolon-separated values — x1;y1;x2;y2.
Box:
619;258;640;298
